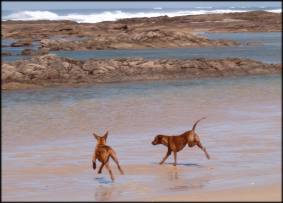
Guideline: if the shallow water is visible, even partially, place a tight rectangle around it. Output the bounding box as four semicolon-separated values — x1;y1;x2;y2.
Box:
50;32;281;63
2;74;281;201
2;32;282;63
2;39;40;62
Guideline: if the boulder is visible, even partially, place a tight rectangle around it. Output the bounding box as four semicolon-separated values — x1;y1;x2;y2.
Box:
21;48;34;55
2;51;12;56
11;38;32;47
82;60;99;72
246;41;263;46
12;72;25;81
40;39;59;48
45;68;60;80
69;65;87;80
110;24;128;30
140;61;156;69
34;48;49;55
19;63;46;76
2;64;16;81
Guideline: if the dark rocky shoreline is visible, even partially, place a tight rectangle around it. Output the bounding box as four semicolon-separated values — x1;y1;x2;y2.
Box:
2;55;281;90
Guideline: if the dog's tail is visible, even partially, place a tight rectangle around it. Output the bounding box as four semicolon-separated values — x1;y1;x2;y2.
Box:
192;117;206;132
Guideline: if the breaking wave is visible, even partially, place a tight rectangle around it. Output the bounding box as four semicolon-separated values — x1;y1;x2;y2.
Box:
3;9;281;23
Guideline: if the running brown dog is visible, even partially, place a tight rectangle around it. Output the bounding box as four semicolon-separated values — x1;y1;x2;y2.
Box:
92;131;124;181
152;117;210;166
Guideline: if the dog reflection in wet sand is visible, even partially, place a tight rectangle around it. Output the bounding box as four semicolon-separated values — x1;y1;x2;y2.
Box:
92;131;124;181
152;117;210;166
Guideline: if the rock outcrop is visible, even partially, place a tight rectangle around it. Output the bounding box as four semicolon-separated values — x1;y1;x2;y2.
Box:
37;29;240;51
2;11;281;51
2;54;281;90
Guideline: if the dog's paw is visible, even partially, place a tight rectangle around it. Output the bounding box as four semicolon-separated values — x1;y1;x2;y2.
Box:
92;162;96;170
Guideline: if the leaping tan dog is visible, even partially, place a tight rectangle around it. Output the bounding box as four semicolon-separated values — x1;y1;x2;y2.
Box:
92;131;124;181
152;117;210;166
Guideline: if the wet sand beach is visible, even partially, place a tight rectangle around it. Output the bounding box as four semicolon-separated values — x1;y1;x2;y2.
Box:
2;75;281;201
157;184;281;201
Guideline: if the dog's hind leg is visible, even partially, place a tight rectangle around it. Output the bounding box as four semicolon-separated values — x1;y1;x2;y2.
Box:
173;151;177;166
197;141;210;159
110;151;124;175
105;163;114;181
160;149;171;165
98;156;111;174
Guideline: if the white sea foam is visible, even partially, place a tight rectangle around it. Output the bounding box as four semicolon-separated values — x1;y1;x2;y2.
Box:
3;9;281;23
266;9;282;13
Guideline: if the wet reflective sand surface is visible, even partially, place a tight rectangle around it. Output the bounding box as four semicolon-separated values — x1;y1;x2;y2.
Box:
2;75;281;201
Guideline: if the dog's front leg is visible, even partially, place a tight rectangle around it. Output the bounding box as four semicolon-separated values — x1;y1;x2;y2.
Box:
92;152;97;170
160;149;171;164
98;162;105;174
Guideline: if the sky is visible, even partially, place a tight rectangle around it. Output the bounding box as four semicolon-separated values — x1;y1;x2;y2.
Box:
2;1;282;10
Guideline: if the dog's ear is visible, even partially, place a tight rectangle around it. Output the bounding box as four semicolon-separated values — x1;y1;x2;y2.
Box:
153;135;162;143
104;130;109;140
157;135;163;141
93;132;99;140
157;135;168;145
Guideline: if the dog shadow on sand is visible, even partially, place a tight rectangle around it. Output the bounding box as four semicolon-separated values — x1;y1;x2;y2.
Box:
94;176;113;184
152;162;202;167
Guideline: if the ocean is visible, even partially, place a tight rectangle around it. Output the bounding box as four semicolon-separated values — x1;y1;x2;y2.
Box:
2;5;281;23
